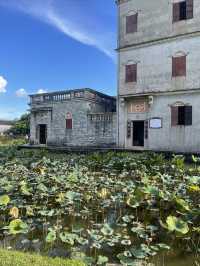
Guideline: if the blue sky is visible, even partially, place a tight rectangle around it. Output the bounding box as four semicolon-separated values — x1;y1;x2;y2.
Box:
0;0;117;120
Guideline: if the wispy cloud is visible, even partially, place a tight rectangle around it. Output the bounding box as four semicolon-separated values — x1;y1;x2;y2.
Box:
37;89;47;94
0;0;116;60
16;88;27;98
0;76;8;93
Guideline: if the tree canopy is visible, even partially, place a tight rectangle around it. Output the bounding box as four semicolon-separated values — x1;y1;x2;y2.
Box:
7;113;30;136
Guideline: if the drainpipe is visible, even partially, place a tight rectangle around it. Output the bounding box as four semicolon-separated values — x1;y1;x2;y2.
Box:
116;0;121;148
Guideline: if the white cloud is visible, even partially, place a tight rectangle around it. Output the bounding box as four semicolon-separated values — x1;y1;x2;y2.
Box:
16;88;27;97
0;76;8;93
37;89;47;94
0;0;116;60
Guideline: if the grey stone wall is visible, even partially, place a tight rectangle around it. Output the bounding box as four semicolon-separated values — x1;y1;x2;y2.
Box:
30;98;116;147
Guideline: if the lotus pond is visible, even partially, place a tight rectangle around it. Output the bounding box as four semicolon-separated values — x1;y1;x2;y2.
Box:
0;147;199;266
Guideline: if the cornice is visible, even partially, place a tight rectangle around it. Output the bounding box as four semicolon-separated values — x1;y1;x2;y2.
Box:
115;0;130;5
117;31;200;51
119;88;200;98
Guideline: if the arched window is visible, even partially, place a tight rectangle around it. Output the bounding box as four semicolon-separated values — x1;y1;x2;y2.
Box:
172;51;187;77
171;102;192;126
66;112;72;129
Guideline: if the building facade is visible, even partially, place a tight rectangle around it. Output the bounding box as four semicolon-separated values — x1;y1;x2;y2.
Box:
29;89;116;147
116;0;200;152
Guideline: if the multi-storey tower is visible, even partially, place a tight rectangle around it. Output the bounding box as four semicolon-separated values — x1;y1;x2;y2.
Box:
116;0;200;152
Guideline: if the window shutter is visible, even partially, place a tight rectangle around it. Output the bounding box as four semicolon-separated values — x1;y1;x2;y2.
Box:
127;121;131;138
184;106;192;125
178;56;186;76
171;106;178;126
172;56;186;77
125;64;137;83
126;14;138;34
144;120;148;139
186;0;193;19
66;119;72;129
173;2;180;22
172;57;177;77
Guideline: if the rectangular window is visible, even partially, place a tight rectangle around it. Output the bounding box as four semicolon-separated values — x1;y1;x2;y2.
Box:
172;56;186;77
171;106;192;126
173;0;193;22
66;119;72;129
125;64;137;83
126;14;138;34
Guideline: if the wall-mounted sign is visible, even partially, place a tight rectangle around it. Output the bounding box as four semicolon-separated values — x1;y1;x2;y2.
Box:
128;101;147;113
149;118;162;129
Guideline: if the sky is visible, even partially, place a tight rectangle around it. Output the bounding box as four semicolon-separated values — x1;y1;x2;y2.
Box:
0;0;117;120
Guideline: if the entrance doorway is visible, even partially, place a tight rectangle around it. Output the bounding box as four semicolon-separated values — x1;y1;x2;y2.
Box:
132;121;144;147
39;124;47;144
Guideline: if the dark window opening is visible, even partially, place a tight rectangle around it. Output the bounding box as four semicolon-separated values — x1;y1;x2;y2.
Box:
171;105;192;126
179;1;187;20
178;106;185;125
173;0;193;22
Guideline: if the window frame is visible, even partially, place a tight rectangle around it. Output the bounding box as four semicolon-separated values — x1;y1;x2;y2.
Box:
125;64;137;83
172;55;186;77
66;112;73;130
173;0;194;23
171;105;192;126
126;13;138;34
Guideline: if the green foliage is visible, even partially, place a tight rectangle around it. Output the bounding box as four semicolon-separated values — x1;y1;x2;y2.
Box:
0;148;199;265
7;113;30;136
0;249;85;266
8;219;29;235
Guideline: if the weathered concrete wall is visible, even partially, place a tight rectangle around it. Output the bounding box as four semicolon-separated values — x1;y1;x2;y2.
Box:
117;0;200;153
30;98;116;147
118;0;200;48
119;35;200;96
119;92;200;153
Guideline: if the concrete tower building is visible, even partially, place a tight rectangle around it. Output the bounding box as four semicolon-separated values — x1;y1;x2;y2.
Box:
116;0;200;152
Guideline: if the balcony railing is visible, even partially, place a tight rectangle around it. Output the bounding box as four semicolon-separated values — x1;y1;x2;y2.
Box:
30;89;114;107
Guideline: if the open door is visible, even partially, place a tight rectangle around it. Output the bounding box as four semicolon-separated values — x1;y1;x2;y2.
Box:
132;121;144;146
39;124;47;144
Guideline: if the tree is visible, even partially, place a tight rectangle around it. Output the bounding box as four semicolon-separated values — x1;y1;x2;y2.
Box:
7;113;30;136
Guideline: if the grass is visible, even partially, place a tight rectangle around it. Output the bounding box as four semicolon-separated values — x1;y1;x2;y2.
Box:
0;136;26;146
0;249;85;266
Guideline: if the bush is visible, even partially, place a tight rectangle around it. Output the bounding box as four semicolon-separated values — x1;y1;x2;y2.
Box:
0;249;85;266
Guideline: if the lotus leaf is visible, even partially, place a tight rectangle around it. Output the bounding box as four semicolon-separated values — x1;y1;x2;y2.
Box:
175;197;190;211
96;255;108;265
166;216;189;234
8;219;28;235
46;229;56;243
59;232;77;245
100;224;114;236
0;195;10;206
